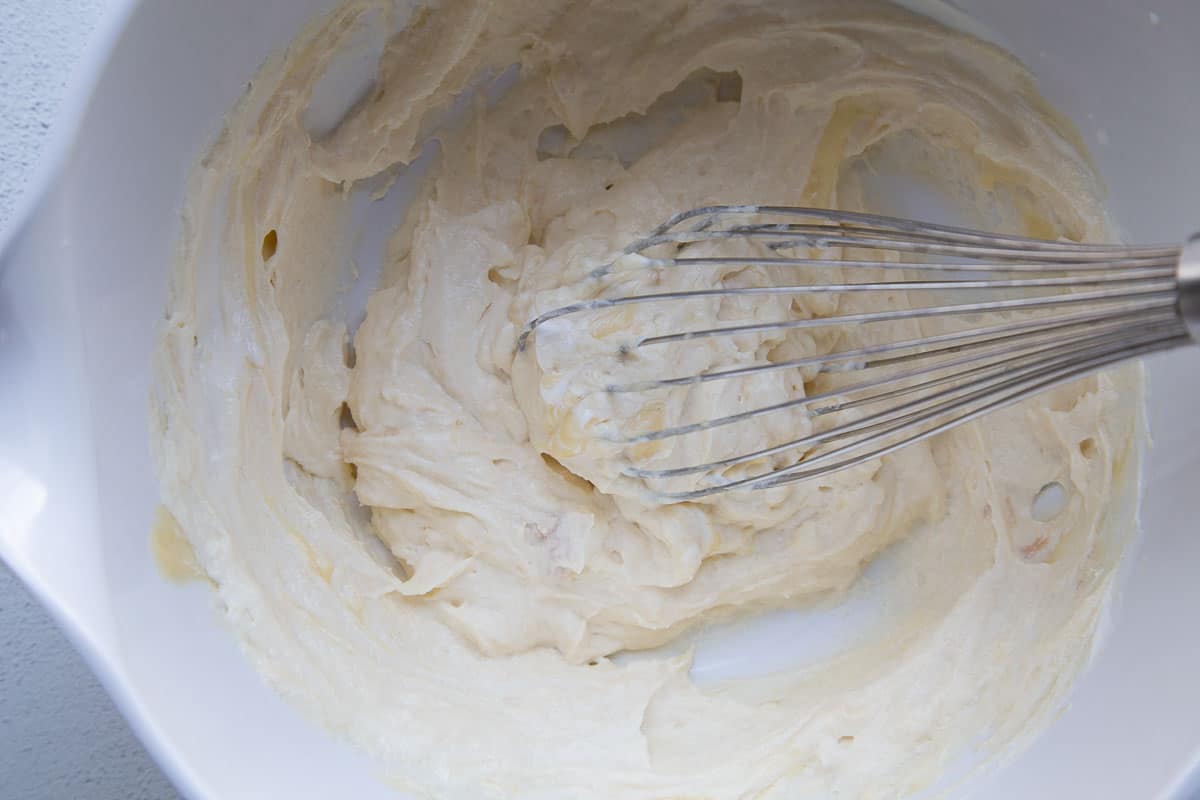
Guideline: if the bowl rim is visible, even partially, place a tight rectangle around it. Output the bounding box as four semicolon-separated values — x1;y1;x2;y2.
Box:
0;1;208;796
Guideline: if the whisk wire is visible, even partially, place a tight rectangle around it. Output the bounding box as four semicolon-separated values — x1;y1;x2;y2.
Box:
619;311;1182;449
665;333;1186;501
517;205;1195;500
609;302;1176;392
623;316;1185;481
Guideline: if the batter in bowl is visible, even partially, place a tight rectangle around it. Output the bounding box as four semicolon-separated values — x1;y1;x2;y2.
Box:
151;0;1142;796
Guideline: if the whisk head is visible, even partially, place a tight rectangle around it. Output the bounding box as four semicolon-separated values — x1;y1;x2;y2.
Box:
518;205;1191;502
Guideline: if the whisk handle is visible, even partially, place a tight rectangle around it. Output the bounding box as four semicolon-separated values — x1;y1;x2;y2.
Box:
1180;234;1200;343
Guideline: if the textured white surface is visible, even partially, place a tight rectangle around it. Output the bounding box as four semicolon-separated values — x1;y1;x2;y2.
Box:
0;0;179;797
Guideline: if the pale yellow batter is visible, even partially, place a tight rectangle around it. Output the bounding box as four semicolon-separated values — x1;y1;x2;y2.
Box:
150;0;1142;797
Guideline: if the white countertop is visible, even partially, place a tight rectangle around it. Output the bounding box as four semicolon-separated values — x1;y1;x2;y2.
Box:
0;0;179;796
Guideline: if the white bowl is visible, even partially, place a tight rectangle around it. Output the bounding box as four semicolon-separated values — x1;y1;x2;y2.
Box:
1;1;1198;797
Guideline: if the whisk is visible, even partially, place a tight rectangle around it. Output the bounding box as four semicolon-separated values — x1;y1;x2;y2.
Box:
517;206;1199;501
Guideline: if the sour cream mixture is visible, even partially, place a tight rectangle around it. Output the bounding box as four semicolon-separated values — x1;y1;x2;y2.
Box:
151;0;1142;797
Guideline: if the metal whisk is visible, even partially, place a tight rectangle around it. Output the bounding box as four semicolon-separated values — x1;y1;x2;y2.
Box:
518;206;1199;501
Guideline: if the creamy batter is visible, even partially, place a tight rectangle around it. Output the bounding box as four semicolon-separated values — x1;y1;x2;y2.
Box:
150;0;1142;797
